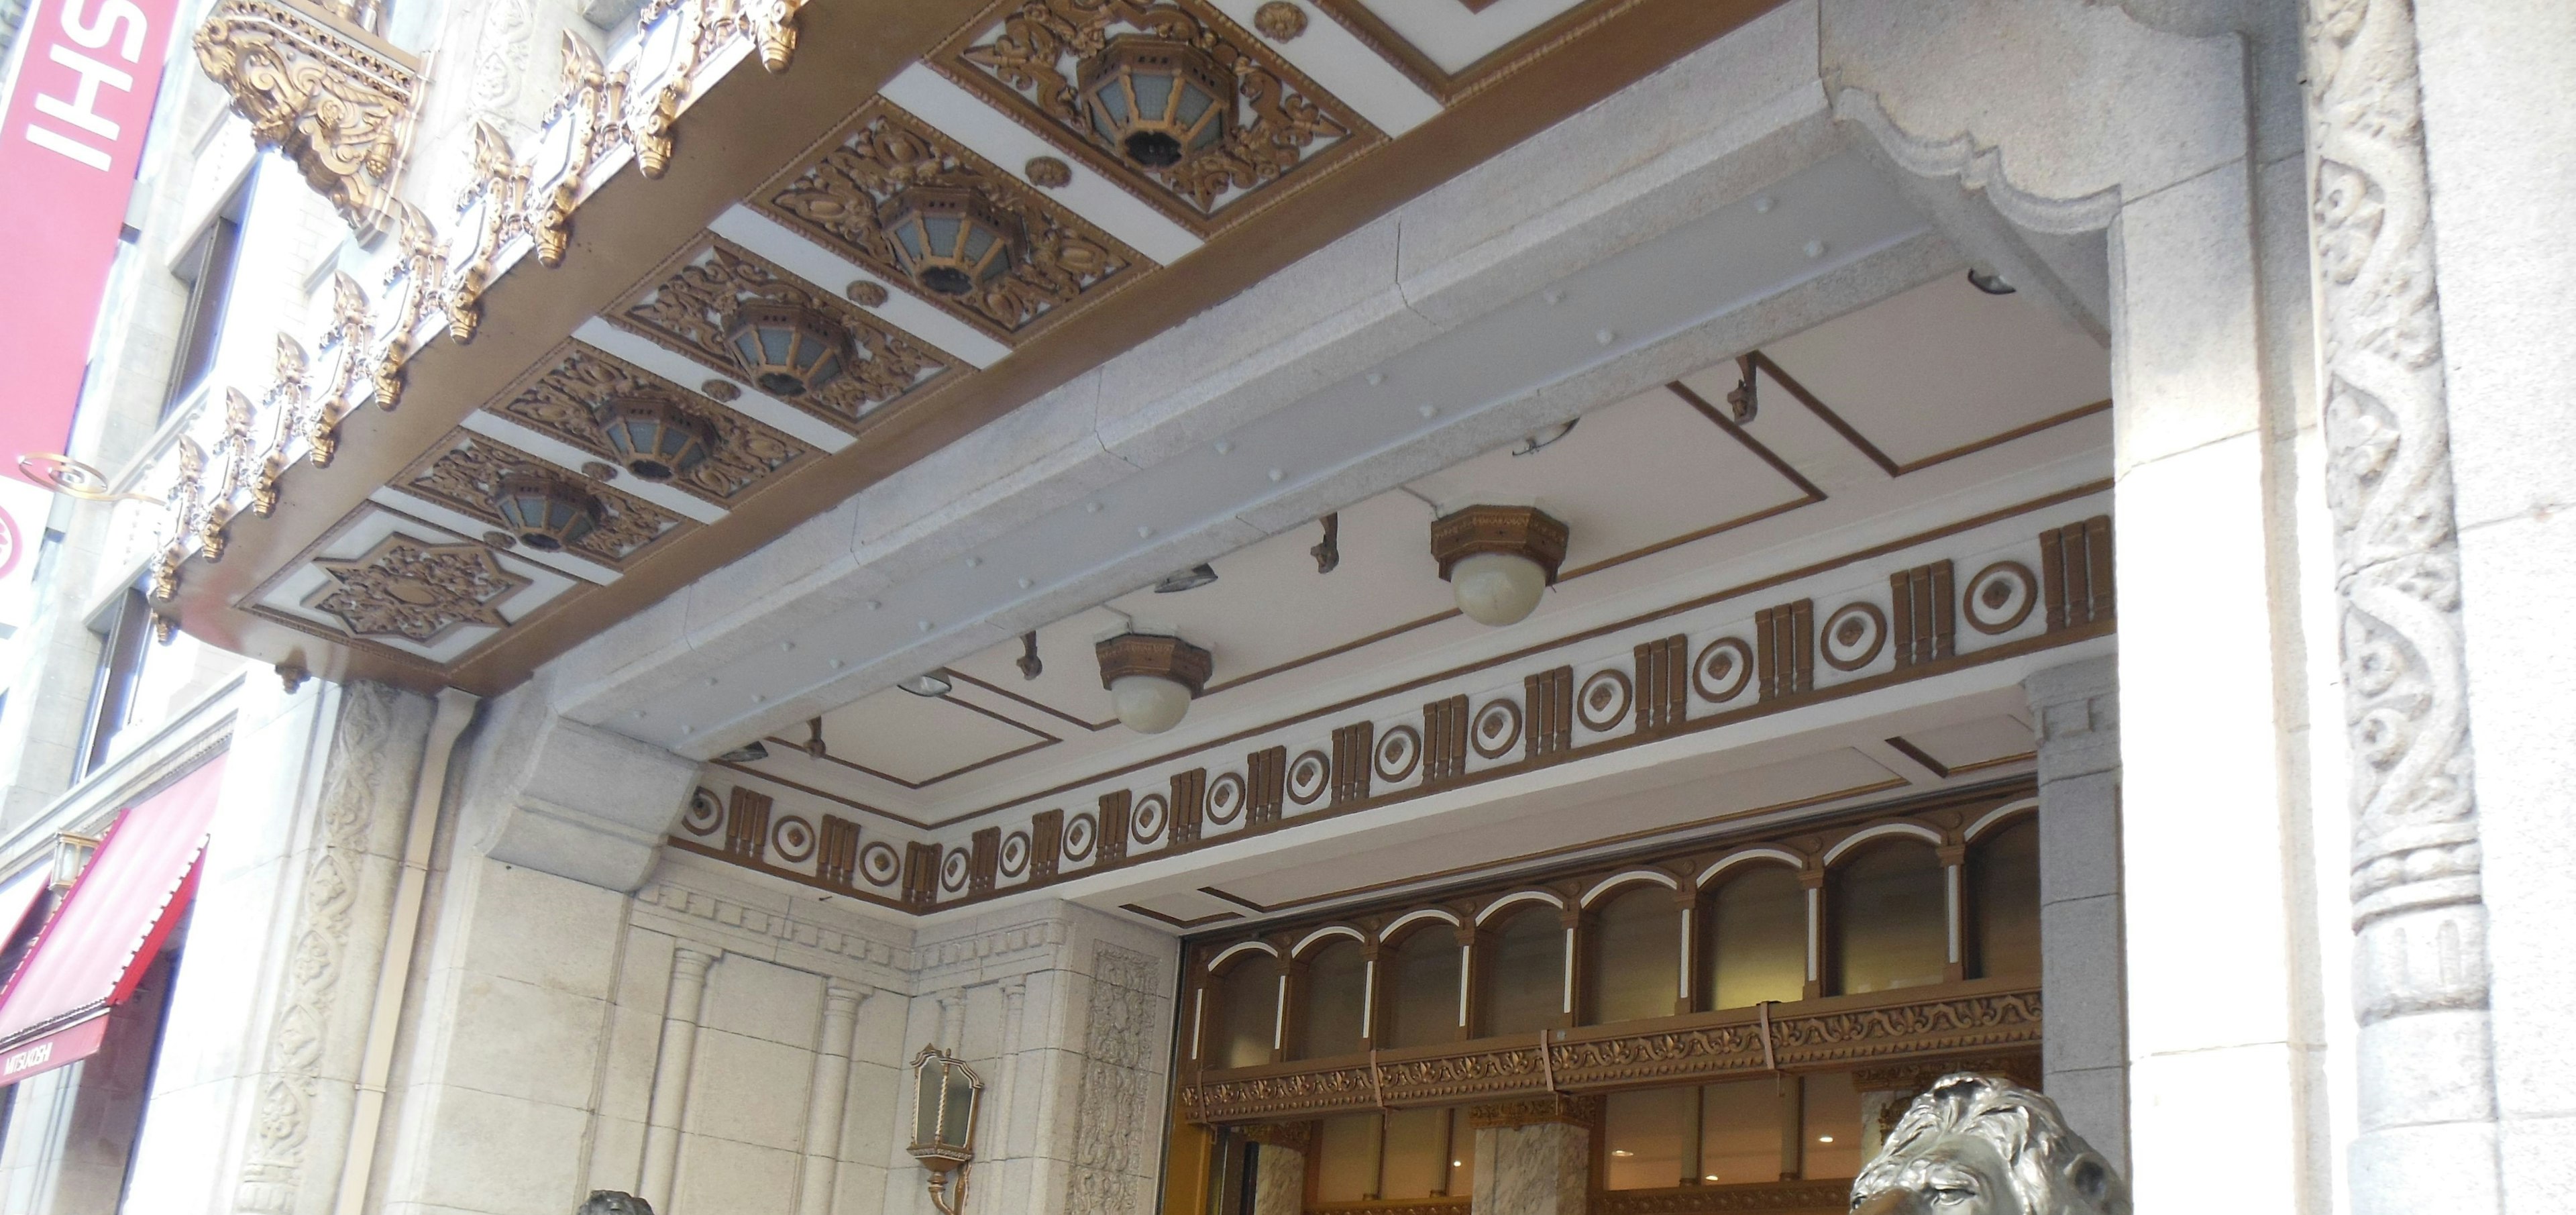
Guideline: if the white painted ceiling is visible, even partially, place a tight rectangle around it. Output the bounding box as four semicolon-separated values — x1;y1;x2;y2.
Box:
718;268;2110;841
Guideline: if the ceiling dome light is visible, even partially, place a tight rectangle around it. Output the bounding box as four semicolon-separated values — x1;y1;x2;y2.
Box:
1095;632;1212;734
724;301;853;399
1430;505;1569;627
879;185;1024;297
898;672;955;697
1077;36;1231;170
492;471;603;553
593;390;718;482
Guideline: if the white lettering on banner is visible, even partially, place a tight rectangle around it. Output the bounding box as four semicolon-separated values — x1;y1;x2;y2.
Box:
62;0;149;60
23;123;109;168
37;44;131;138
3;1041;52;1077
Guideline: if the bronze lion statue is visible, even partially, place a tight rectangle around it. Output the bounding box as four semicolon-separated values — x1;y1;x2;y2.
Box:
1849;1074;2129;1215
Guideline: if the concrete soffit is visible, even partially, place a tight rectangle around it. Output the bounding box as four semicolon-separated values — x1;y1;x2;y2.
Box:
488;0;2251;894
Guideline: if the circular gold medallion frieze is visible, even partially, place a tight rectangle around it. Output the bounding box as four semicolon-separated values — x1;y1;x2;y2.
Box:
844;280;890;307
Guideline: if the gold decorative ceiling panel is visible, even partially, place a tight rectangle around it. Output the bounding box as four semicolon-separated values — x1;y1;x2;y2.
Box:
757;98;1155;342
152;0;1786;694
398;430;692;568
309;533;529;643
491;341;814;505
934;0;1381;236
609;237;959;429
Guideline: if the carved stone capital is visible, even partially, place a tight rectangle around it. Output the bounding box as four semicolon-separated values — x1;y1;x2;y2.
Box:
195;0;418;232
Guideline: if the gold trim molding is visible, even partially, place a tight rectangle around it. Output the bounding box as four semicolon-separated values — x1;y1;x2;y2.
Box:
195;0;419;232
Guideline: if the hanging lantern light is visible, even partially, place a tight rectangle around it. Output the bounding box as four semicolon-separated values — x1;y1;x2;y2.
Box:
1077;36;1232;169
724;301;853;399
879;185;1024;297
592;390;718;482
908;1045;983;1215
1095;631;1213;734
1430;505;1569;627
491;471;603;553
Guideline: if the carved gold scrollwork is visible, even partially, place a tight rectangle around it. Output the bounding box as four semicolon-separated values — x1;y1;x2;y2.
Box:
193;0;419;233
152;439;206;604
443;121;531;344
197;390;256;561
372;201;442;407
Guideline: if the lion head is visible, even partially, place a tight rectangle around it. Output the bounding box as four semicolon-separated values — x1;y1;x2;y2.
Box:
1848;1073;2128;1215
577;1192;655;1215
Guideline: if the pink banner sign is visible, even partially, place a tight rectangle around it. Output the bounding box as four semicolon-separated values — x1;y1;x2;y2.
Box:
0;0;185;486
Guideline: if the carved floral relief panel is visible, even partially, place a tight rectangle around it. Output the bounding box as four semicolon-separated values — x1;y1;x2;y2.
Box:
308;533;529;643
609;237;958;429
491;341;814;504
934;0;1379;236
759;98;1155;343
398;430;690;568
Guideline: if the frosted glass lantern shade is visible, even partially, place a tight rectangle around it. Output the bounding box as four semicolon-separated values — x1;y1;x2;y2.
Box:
1110;674;1193;734
1450;551;1548;626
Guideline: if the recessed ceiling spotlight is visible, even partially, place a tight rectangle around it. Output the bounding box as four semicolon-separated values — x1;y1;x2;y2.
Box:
1967;268;2019;295
899;672;954;697
717;741;769;763
1154;564;1219;593
1611;1150;1633;1158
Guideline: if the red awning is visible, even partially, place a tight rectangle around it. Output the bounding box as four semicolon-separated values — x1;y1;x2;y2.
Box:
0;755;225;1083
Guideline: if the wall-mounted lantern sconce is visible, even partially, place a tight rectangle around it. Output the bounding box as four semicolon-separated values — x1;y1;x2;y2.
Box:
909;1044;984;1215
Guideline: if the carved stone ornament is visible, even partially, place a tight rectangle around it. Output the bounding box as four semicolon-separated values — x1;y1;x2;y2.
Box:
309;534;529;643
194;0;419;233
2303;0;2496;1194
1095;632;1212;694
494;342;810;503
945;0;1364;227
1849;1074;2129;1215
613;239;953;427
400;431;686;567
763;99;1147;339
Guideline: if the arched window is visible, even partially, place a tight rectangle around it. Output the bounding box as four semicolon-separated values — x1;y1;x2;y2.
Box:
1705;863;1805;1009
1585;884;1678;1024
1295;936;1368;1059
1378;923;1461;1049
1970;816;2041;981
1479;903;1565;1037
1828;839;1947;995
1210;954;1277;1069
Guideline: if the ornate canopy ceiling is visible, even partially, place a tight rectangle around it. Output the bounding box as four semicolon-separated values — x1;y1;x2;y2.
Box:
164;0;1788;693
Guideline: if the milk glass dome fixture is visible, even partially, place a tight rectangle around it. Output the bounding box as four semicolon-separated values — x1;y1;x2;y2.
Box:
724;301;853;399
592;390;718;482
879;185;1024;297
908;1044;983;1215
491;471;602;553
1078;36;1232;169
1095;631;1213;734
1430;505;1569;627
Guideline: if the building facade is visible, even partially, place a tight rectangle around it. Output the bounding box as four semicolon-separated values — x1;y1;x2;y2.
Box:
0;1;2565;1214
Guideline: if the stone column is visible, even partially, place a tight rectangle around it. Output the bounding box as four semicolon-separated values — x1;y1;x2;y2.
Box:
2303;3;2501;1212
641;947;717;1211
2024;656;2126;1171
2406;0;2576;1208
796;981;867;1215
1241;1123;1310;1215
1468;1098;1593;1215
